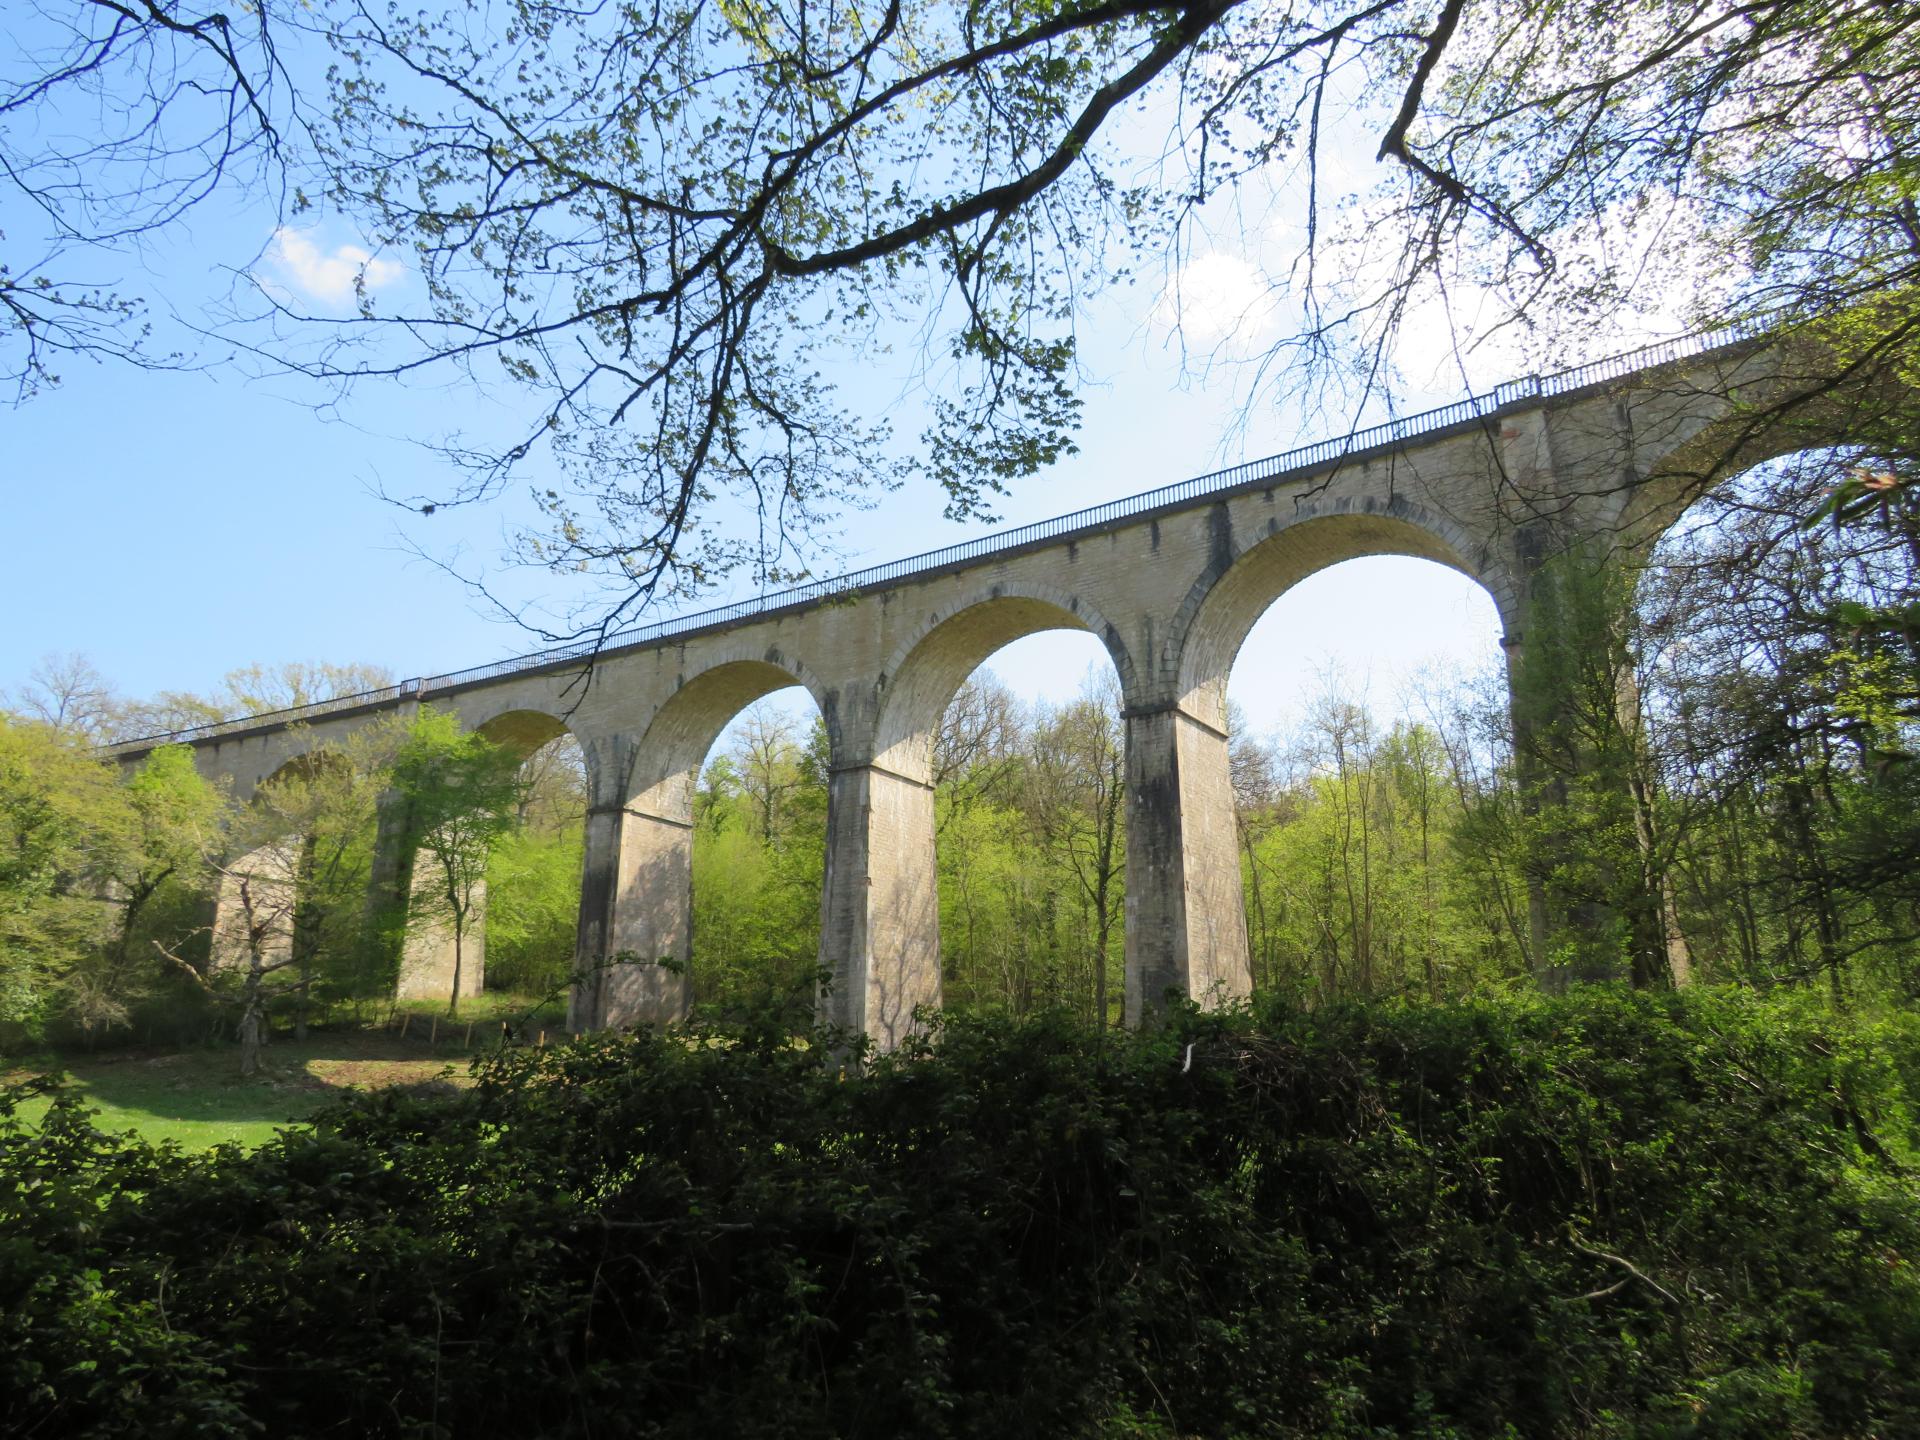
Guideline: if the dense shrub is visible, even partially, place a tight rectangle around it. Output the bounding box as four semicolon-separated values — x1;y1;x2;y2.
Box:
4;988;1918;1437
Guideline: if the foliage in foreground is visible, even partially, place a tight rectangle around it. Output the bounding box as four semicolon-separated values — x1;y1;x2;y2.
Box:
4;988;1919;1438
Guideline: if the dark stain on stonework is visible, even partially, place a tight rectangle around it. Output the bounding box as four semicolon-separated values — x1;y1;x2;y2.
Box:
1130;759;1182;867
1207;502;1235;578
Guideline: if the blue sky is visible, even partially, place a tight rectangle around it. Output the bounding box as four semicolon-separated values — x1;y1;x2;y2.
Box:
3;0;1737;766
1;28;1645;752
0;199;1517;749
2;212;1510;749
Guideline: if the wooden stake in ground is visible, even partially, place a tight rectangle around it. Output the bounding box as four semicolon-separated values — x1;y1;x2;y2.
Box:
429;1015;438;1046
399;1013;412;1038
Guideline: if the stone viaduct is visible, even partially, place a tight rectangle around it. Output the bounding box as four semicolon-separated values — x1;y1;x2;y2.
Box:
108;324;1871;1047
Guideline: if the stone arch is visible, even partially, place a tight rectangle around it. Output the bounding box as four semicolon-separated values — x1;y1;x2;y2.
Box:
379;707;590;1008
1172;502;1513;732
472;706;573;760
189;728;332;808
1616;341;1919;547
626;652;826;816
572;653;824;1032
209;745;360;976
871;584;1133;781
253;743;353;797
1624;422;1864;549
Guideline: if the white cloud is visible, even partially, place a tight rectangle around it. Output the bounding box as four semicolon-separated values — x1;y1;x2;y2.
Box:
267;227;404;307
1154;253;1282;353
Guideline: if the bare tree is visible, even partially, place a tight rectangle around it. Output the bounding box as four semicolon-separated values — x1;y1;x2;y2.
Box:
7;0;1912;635
516;734;588;831
3;652;118;740
114;660;397;741
215;661;396;715
728;704;804;843
935;673;1026;829
2;0;288;399
249;0;1918;642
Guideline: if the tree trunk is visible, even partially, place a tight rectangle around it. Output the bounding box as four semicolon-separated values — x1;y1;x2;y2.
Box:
238;982;266;1077
449;921;465;1019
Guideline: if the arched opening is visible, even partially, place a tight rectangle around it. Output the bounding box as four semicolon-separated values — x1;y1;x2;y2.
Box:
1619;377;1894;549
687;682;829;1020
1176;511;1495;733
1180;514;1511;1006
571;659;827;1031
468;710;588;1023
928;629;1125;1026
212;751;336;975
208;745;383;1047
366;705;581;1018
831;593;1131;1044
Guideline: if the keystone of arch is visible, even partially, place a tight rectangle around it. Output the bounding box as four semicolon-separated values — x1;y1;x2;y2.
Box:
1168;499;1519;733
868;582;1134;784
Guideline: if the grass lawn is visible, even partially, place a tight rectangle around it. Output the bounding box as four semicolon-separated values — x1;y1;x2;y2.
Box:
4;1027;495;1150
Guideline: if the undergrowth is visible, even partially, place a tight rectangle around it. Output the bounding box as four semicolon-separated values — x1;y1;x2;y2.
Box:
3;986;1917;1437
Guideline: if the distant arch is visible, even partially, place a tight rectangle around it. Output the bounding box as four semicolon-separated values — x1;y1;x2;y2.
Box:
871;585;1132;781
1173;503;1513;732
1610;332;1920;547
253;744;353;797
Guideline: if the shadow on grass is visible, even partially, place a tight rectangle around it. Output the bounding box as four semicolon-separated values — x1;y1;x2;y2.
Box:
8;1027;498;1148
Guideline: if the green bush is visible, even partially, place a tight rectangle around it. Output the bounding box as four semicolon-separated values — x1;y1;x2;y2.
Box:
3;988;1917;1437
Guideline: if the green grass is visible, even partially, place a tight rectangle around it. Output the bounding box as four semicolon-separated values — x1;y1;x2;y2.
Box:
389;988;569;1030
5;1027;489;1150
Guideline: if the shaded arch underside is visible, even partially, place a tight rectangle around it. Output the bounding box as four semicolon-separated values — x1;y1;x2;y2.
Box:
475;708;573;760
1617;344;1920;544
1176;511;1493;731
872;594;1121;783
254;746;353;796
1628;426;1873;548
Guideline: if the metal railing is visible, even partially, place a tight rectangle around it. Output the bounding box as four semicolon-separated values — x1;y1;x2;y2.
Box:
106;319;1768;754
